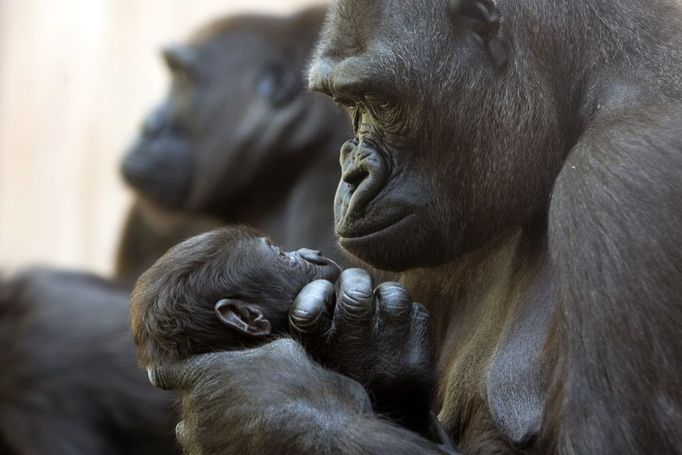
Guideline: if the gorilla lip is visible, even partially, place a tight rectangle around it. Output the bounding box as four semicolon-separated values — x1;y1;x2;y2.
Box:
337;212;414;242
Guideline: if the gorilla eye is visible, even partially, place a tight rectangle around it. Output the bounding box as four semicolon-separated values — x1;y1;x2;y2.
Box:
257;63;300;107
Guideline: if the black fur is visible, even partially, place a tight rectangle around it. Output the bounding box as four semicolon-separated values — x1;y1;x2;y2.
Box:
143;1;681;454
306;0;682;453
130;226;340;366
0;269;177;454
116;7;351;285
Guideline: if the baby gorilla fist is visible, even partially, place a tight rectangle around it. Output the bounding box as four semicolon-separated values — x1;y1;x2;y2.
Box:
290;269;436;436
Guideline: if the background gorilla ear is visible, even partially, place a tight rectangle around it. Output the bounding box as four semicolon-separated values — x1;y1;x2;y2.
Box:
257;62;302;108
214;299;272;338
162;45;199;81
449;0;511;69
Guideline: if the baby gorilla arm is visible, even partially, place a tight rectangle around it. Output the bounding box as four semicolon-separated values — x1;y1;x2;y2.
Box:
149;339;454;455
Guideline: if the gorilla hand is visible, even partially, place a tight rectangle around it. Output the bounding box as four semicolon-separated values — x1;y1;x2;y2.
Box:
147;339;373;455
290;269;437;436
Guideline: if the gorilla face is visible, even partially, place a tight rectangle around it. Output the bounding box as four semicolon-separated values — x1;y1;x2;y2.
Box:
120;46;198;209
309;0;566;272
122;9;344;214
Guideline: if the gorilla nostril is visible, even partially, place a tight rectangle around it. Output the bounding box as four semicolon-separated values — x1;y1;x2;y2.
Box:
343;167;369;192
340;140;357;160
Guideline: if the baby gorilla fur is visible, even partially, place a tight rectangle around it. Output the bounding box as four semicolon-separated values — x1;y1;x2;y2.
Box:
130;226;340;367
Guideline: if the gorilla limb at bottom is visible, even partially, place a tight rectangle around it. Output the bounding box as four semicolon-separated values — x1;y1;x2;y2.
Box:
151;339;456;455
0;269;176;454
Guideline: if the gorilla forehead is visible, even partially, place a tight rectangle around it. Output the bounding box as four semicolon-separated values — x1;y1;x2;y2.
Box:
310;1;458;101
318;0;450;46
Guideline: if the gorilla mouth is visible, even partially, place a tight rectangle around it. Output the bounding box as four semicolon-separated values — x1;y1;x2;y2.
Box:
337;211;413;241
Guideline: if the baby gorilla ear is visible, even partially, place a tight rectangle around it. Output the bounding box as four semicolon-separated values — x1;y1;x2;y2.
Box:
214;299;272;338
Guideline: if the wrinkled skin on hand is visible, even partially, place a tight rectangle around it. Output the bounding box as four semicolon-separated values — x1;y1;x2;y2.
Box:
148;339;373;455
289;268;437;435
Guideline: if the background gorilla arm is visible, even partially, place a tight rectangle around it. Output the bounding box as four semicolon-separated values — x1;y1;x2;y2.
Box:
151;339;454;455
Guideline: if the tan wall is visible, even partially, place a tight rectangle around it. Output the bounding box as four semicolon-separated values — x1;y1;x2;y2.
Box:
0;0;325;275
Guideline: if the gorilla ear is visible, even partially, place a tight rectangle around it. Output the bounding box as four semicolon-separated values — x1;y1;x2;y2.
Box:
162;45;198;80
449;0;511;69
214;299;272;338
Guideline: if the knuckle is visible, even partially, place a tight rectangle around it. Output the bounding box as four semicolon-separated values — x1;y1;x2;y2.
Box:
296;279;334;302
376;281;409;296
375;283;412;317
341;287;373;306
147;364;179;391
339;269;373;296
290;306;323;325
146;366;163;389
411;302;431;322
175;420;195;450
175;420;187;442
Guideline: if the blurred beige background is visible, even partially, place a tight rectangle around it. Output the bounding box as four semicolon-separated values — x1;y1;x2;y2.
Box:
0;0;325;276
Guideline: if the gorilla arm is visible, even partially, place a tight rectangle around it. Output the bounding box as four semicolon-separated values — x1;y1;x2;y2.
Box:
150;339;456;455
544;105;682;454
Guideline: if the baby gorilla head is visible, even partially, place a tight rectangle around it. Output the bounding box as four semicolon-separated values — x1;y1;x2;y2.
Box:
130;226;340;367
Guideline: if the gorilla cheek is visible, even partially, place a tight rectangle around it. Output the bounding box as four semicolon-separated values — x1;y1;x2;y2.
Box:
121;136;195;209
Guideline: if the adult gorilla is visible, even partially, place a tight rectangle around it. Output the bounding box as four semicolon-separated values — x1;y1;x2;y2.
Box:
117;7;350;285
150;0;682;454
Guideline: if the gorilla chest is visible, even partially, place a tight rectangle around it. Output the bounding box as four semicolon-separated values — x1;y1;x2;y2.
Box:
437;275;554;452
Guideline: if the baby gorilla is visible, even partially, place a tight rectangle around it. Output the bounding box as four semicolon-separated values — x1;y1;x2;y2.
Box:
130;226;340;367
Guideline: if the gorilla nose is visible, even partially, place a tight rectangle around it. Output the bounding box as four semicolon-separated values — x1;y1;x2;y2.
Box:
340;140;375;192
342;167;369;193
142;106;172;138
335;140;390;228
142;114;164;137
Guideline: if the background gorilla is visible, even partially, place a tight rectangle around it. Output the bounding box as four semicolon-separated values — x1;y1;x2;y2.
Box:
0;269;176;454
149;0;682;454
117;6;351;285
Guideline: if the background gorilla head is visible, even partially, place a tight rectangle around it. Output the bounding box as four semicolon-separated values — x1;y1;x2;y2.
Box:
122;7;345;218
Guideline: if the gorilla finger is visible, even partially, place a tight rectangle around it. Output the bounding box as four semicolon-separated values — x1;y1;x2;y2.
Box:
175;421;189;446
408;303;436;364
374;282;413;329
334;268;375;320
290;280;335;340
146;352;230;391
147;362;186;391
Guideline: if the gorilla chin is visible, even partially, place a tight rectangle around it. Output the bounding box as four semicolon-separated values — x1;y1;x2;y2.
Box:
336;203;447;272
121;137;195;210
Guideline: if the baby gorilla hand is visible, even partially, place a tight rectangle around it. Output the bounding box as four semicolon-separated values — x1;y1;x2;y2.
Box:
290;269;436;436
